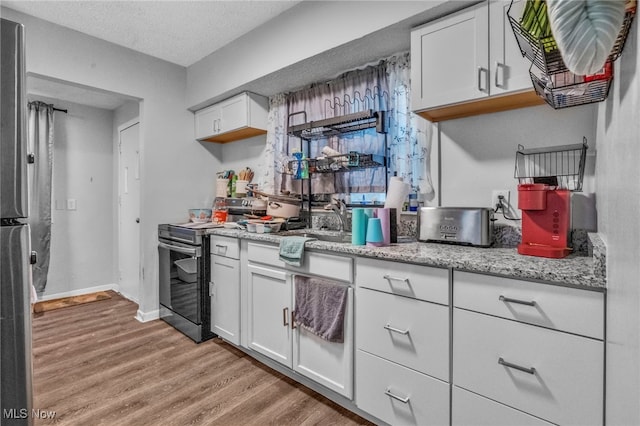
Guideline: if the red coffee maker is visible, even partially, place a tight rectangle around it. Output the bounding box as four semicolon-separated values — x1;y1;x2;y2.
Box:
514;141;587;259
518;184;571;258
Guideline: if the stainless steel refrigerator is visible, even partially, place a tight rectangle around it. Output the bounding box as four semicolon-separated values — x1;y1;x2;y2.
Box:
1;18;34;424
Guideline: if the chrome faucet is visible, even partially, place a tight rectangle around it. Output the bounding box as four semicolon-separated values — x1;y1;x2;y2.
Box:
331;199;350;232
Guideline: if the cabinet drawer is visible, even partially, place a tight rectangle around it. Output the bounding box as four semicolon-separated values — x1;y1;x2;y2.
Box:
210;235;240;259
452;386;554;426
247;242;352;282
356;350;449;426
454;271;604;339
357;288;449;381
453;309;604;426
356;257;448;305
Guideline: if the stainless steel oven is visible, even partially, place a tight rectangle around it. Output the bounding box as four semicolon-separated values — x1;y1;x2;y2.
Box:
158;224;213;343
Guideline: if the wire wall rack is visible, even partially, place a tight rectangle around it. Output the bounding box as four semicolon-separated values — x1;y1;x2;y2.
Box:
514;138;588;191
508;0;636;109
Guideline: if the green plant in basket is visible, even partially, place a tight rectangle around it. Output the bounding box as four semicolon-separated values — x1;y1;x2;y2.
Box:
520;0;558;53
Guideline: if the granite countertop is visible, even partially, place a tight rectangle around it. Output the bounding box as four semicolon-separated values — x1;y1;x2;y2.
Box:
208;228;606;290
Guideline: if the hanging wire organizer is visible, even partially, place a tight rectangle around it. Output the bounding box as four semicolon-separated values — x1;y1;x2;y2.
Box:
514;138;588;191
507;0;636;109
287;87;390;140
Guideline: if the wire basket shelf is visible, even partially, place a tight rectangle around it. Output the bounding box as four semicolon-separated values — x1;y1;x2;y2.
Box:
529;64;613;109
514;139;588;191
508;1;636;76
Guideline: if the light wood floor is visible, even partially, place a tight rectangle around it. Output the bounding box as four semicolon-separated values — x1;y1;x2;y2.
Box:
31;291;373;426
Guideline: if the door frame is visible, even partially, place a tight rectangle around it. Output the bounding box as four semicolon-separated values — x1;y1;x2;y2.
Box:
116;118;141;306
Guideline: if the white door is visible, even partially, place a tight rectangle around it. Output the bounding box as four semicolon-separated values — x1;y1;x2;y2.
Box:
246;264;292;367
293;283;353;398
118;120;140;302
211;254;240;345
410;3;489;110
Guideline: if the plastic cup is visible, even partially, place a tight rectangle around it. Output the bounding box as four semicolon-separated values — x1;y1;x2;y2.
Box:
366;217;384;247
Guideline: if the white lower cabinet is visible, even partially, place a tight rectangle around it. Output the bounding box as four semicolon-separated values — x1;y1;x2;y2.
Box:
246;263;291;365
244;242;354;399
210;254;240;345
356;350;450;426
452;386;554;426
452;271;605;426
210;236;241;345
355;258;450;425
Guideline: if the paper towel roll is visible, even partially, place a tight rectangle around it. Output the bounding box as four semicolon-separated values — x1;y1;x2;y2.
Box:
384;177;410;225
351;208;366;246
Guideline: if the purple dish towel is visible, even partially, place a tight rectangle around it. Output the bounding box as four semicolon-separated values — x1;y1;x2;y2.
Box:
293;276;348;343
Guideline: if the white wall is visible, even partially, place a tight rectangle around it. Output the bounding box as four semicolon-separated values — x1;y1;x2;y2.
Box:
2;7;222;316
30;97;116;299
439;103;598;227
186;1;447;109
596;24;640;426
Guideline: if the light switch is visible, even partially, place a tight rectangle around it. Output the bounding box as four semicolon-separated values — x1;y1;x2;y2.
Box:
67;199;77;210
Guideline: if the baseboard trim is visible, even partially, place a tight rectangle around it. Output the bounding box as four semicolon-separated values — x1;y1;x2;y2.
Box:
37;283;118;302
136;309;159;323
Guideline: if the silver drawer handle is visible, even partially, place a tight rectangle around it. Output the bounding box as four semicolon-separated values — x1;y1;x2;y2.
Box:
499;295;536;307
384;388;410;404
383;274;409;285
383;324;410;335
498;357;536;375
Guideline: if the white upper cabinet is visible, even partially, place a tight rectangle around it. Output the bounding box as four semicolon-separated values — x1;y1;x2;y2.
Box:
411;0;542;121
194;92;268;143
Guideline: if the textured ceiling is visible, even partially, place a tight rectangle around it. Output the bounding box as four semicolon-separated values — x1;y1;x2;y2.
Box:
3;0;302;67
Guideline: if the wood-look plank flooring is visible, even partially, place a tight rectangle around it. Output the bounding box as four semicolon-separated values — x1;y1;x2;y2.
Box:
31;291;373;426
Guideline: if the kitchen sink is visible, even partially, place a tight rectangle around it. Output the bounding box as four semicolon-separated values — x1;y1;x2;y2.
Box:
279;230;352;243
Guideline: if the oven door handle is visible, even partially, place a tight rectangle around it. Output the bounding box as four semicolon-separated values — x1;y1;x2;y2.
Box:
158;241;199;257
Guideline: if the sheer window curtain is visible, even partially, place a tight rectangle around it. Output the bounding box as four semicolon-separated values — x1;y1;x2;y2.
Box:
261;52;435;201
27;101;54;293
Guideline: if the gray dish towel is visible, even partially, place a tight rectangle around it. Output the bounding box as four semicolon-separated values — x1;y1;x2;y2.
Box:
293;276;348;343
279;236;314;267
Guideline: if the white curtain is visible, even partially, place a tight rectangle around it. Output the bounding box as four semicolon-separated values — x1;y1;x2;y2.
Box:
386;53;435;200
27;101;54;293
262;52;435;200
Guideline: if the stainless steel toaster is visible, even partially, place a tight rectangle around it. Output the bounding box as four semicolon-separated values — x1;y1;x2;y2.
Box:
418;207;494;247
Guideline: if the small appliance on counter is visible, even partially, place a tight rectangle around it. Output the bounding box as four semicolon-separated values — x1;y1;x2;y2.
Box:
216;197;266;222
514;140;588;259
418;207;494;247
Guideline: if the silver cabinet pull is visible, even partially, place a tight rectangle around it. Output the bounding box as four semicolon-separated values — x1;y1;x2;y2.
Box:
383;324;410;335
495;62;505;88
498;357;536;375
499;295;536;307
383;274;409;285
283;307;289;327
291;310;296;330
477;67;489;92
384;388;410;404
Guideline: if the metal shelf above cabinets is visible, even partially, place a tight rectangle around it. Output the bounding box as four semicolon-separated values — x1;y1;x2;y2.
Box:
287;110;387;140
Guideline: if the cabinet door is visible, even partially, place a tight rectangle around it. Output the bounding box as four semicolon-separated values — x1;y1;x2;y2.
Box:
293;285;353;399
210;255;240;345
246;264;292;367
411;2;489;111
194;104;221;140
219;93;248;134
489;0;533;95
